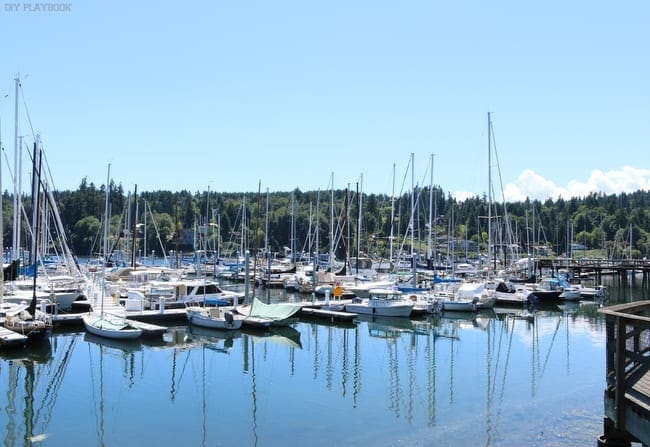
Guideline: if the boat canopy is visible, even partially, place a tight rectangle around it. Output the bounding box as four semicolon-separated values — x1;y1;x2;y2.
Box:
247;298;302;321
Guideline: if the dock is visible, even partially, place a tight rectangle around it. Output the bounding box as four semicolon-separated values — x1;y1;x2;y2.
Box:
52;307;188;328
126;319;168;336
44;298;362;337
299;307;357;322
0;326;28;348
599;301;650;447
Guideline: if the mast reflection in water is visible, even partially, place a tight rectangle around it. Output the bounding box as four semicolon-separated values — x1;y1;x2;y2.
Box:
0;289;618;446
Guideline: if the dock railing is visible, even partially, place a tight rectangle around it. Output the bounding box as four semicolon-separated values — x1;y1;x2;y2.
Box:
599;301;650;447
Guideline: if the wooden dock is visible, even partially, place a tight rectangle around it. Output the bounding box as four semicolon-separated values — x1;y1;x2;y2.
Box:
299;307;357;322
52;307;188;328
46;298;362;336
0;326;29;347
599;301;650;446
126;319;168;337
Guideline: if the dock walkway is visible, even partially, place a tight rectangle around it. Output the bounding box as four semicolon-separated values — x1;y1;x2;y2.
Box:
599;301;650;447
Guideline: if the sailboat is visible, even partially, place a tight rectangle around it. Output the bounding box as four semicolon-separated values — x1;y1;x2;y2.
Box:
3;135;53;341
185;271;245;330
83;165;142;340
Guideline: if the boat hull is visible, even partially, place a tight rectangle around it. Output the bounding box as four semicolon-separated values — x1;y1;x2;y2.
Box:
345;302;413;317
186;307;243;330
82;315;143;339
440;300;477;312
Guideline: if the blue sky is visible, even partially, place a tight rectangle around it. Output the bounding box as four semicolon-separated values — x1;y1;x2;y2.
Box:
1;0;648;201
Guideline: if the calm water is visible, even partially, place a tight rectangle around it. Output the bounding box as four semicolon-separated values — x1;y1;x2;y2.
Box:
1;275;649;447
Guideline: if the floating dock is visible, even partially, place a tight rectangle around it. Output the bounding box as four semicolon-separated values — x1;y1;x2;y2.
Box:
125;319;168;336
299;307;357;322
0;326;29;347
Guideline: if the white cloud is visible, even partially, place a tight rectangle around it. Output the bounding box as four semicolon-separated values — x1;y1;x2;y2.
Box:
499;166;650;202
452;191;477;201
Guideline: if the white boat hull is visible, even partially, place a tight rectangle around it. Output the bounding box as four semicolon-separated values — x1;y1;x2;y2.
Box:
345;301;413;317
441;300;477;312
186;307;243;330
82;314;143;339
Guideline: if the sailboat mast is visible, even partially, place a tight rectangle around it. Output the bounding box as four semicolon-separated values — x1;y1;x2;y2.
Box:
30;138;41;266
410;153;416;285
290;191;295;260
329;173;334;272
12;75;20;262
313;190;320;286
241;196;246;257
102;164;111;318
357;174;363;269
428;153;434;263
488;112;493;273
390;163;395;265
131;185;138;268
28;136;43;317
143;199;147;264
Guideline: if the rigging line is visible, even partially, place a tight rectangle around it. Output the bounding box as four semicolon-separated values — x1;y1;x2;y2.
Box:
36;338;78;433
489;122;516;248
146;200;168;261
495;317;516;425
539;315;563;381
19;83;37;142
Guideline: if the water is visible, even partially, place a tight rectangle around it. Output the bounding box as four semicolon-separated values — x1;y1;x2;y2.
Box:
1;275;648;447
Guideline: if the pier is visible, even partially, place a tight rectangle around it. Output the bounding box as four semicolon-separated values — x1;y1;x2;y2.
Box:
537;258;650;283
599;301;650;447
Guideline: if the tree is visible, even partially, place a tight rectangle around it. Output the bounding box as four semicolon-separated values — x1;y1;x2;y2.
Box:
72;216;101;256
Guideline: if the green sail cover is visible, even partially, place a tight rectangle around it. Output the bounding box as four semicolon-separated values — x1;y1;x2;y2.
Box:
248;298;302;321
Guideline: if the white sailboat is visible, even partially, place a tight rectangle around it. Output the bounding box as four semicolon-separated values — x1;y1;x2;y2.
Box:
185;260;244;330
83;165;142;340
4;133;53;340
185;304;244;330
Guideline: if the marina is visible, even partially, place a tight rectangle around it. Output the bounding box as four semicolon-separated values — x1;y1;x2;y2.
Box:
0;275;647;446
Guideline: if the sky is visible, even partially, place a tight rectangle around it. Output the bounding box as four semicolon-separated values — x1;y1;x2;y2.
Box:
1;0;648;202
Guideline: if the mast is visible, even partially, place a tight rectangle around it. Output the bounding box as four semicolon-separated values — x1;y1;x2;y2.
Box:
131;185;138;268
30;139;40;266
329;172;334;272
411;153;417;286
101;164;110;318
313;190;320;287
290;191;295;261
487;112;492;272
357;174;363;271
143;199;147;264
12;75;20;262
390;163;395;266
264;188;269;256
241;195;246;258
28;136;43;317
428;153;434;265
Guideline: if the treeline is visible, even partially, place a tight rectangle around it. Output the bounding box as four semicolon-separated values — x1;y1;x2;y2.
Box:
5;177;650;260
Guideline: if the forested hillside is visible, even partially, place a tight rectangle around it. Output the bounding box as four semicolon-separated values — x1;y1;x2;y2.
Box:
6;178;649;261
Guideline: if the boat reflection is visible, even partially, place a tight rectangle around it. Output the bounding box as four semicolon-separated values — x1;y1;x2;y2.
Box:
186;324;242;354
245;325;302;350
0;298;610;447
0;336;72;446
